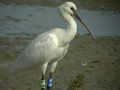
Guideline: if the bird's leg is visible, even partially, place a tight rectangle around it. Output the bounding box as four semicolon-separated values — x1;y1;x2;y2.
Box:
47;61;58;90
41;63;48;90
47;72;53;90
41;74;45;90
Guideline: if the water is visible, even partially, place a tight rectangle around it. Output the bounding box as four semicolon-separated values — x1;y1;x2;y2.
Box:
0;4;120;37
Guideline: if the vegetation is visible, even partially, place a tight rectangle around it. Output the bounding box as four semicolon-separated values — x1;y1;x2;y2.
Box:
67;74;85;90
0;0;120;12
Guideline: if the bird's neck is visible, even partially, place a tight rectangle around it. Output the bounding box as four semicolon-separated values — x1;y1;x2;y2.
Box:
64;15;77;43
66;16;77;31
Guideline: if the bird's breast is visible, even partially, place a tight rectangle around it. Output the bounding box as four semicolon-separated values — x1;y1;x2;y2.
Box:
48;44;69;63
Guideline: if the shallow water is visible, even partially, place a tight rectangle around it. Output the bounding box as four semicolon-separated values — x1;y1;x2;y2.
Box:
0;4;120;37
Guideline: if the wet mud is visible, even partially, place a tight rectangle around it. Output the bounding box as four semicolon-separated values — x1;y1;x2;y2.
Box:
0;33;120;90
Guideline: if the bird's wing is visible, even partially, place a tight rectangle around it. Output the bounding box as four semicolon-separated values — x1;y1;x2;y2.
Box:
25;33;59;62
11;33;58;72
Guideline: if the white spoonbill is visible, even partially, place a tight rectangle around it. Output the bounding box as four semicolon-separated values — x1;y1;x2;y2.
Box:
11;2;95;90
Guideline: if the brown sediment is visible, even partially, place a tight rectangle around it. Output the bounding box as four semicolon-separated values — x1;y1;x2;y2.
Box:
0;34;120;90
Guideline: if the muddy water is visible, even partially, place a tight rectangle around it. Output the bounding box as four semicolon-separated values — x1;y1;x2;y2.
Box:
0;4;120;36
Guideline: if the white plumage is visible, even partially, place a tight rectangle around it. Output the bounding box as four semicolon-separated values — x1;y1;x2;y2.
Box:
11;2;94;77
11;27;71;74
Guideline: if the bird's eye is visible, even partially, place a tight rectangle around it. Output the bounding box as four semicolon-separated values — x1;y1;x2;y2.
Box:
71;7;74;11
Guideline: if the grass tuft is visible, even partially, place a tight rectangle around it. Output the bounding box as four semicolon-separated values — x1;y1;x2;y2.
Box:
67;73;85;90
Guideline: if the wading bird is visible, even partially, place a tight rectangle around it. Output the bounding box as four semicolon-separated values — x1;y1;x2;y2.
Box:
11;2;95;90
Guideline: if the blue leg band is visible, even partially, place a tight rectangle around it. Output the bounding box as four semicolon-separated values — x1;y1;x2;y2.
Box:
47;78;53;87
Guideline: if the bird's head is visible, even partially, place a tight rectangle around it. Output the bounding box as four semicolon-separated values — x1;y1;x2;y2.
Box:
59;2;95;39
59;2;77;16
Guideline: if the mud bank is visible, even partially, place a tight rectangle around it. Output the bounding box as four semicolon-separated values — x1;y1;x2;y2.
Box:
0;34;120;90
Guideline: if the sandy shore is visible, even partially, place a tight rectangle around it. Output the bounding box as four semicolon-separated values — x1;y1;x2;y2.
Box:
0;34;120;90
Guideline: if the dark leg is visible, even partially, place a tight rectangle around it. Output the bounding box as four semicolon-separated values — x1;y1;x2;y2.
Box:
41;74;45;90
47;72;53;90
